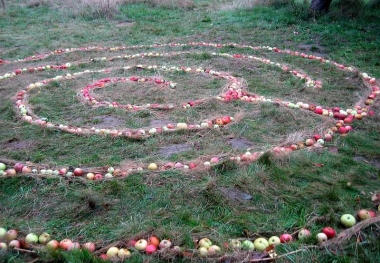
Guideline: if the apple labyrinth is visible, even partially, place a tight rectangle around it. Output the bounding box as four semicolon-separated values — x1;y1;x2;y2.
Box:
0;42;379;260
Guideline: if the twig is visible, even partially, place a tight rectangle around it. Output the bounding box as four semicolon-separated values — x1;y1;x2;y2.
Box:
14;247;38;254
1;0;5;15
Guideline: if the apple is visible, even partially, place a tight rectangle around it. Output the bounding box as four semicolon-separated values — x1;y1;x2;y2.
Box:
241;240;254;251
0;227;6;240
107;167;114;174
106;246;119;258
0;242;7;250
268;236;281;245
357;209;371;221
0;163;6;171
222;116;231;124
280;233;293;243
14;163;24;173
5;229;18;242
8;240;21;249
316;233;328;244
305;139;315;146
46;240;60;250
145;244;157;254
59;168;67;175
118;248;131;258
82;242;96;252
25;233;39;244
229;239;241;249
322;227;336;239
298;229;311;240
22;166;32;174
368;210;376;218
198;246;208;256
198;238;212;249
208;245;221;255
148;236;160;247
99;254;108;260
68;242;81;250
148;163;158;171
159;239;172;249
60;239;73;250
340;214;356;227
135;239;148;251
73;168;83;176
86;173;95;180
253;238;269;252
189;163;197;169
94;173;103;180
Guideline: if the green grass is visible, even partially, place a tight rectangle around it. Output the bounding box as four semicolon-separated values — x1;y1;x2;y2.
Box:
1;0;380;262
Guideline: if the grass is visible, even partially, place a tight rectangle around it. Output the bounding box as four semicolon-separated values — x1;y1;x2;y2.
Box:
1;0;380;262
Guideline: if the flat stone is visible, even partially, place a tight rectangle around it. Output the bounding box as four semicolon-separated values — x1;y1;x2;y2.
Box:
220;187;252;201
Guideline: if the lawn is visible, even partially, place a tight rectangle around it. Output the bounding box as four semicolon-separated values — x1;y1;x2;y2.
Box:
0;0;380;262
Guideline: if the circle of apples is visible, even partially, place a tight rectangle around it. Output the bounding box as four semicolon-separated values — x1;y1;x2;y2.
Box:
0;42;378;178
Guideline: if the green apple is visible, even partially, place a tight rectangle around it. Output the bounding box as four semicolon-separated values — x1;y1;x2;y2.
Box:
0;227;6;240
229;239;241;249
198;246;208;256
340;214;356;227
268;236;281;245
253;238;269;252
107;246;119;258
38;232;51;244
198;238;212;249
25;233;39;244
241;240;254;251
0;163;6;171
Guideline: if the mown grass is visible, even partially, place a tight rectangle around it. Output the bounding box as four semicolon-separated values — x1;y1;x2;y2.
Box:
1;0;380;262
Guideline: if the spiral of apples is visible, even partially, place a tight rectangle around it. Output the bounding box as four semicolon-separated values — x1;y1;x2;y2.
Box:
0;42;378;179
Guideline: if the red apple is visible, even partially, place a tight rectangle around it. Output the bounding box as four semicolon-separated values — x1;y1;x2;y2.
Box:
279;234;293;243
145;244;157;254
189;163;197;169
14;163;24;173
357;209;371;221
368;210;376;218
322;227;336;239
222;116;231;124
46;240;60;250
73;168;83;176
148;236;160;247
60;239;73;250
8;240;21;249
82;242;96;252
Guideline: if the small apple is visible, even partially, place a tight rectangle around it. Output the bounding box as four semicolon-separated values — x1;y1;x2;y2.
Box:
357;209;371;221
118;248;131;258
253;238;269;252
229;239;241;249
0;227;6;240
73;168;83;176
25;233;39;244
198;238;212;249
5;229;18;242
316;233;328;244
82;242;96;252
46;240;60;250
68;242;81;250
159;239;172;249
60;239;73;250
298;229;311;240
86;173;95;180
241;240;254;251
268;236;281;246
222;116;231;124
198;246;208;256
148;236;160;247
14;163;24;173
0;242;7;250
8;240;21;249
322;227;336;239
38;232;50;244
280;233;293;243
368;210;376;218
208;245;221;255
106;246;119;258
148;163;158;171
99;254;108;260
135;239;148;251
340;214;356;227
145;244;157;254
0;163;6;171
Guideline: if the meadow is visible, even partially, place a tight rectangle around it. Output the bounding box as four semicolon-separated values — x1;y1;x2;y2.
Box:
0;0;380;262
